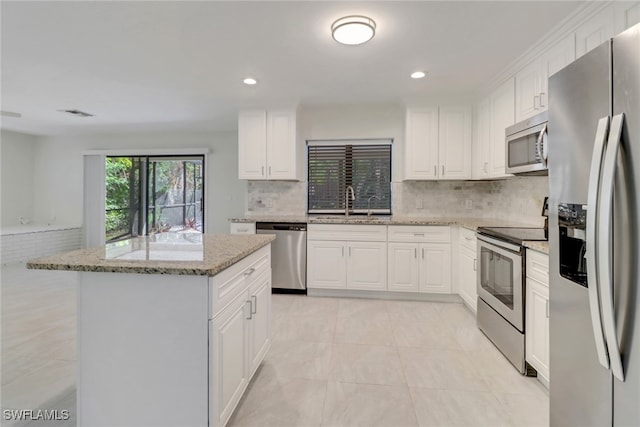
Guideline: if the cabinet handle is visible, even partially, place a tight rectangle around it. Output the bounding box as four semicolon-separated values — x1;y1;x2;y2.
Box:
251;295;257;314
243;267;256;276
414;248;417;258
473;258;477;271
546;300;549;318
434;165;437;176
414;233;425;237
261;166;265;176
422;248;425;259
348;246;352;257
246;300;253;320
540;92;546;108
534;95;540;109
342;247;344;257
465;236;473;241
269;166;272;176
442;165;445;176
484;162;488;173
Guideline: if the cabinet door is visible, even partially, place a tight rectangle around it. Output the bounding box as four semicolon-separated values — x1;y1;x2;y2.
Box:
438;106;471;179
576;5;615;59
266;109;298;180
615;1;640;33
248;273;271;376
540;34;576;107
405;108;439;180
238;110;267;180
515;60;543;122
347;242;387;291
307;241;347;289
419;243;452;294
472;98;491;180
387;243;420;292
526;278;550;383
458;246;477;312
489;78;515;178
209;296;250;427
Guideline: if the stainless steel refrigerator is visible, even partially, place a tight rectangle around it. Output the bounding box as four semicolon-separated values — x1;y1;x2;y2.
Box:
548;23;640;426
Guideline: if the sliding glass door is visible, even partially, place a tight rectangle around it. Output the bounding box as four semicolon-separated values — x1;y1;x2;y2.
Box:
105;155;204;242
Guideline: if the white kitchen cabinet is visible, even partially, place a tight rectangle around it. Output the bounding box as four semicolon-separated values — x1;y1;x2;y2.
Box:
387;226;452;294
576;5;615;59
515;34;575;122
307;240;348;289
238;109;299;180
404;106;471;180
346;242;388;291
489;78;515;178
472;98;491;180
525;249;550;385
230;223;256;235
615;1;640;33
457;227;478;312
248;272;271;376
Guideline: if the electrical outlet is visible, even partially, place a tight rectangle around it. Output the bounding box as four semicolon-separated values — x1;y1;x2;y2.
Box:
415;198;424;209
465;199;473;210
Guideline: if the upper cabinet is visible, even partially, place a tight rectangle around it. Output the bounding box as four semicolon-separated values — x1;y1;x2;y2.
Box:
515;34;575;122
489;78;515;179
576;5;615;59
238;109;300;180
404;106;471;180
472;98;491;180
614;1;640;33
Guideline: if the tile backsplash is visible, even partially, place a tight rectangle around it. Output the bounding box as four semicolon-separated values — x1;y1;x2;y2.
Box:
246;176;548;225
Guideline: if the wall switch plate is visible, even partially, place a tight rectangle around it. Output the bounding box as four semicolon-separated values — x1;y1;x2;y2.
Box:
465;199;473;210
415;198;424;209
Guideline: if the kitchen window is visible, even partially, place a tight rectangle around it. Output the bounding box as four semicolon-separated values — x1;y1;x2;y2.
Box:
307;139;392;214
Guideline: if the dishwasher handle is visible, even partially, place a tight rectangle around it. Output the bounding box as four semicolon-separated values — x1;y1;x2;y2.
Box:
256;222;307;232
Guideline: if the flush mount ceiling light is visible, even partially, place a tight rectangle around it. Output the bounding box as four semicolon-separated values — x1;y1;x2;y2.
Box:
331;15;376;45
411;71;427;79
243;78;257;85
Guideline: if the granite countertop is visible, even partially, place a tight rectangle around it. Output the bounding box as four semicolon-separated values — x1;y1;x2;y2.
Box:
524;241;550;254
229;215;541;231
26;233;275;276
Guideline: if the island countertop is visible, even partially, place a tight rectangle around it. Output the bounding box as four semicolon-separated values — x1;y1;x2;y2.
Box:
26;233;275;276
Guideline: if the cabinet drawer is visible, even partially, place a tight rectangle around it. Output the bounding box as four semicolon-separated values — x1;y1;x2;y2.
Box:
388;225;450;243
526;249;549;285
230;223;256;235
458;227;477;250
308;224;387;242
210;246;270;317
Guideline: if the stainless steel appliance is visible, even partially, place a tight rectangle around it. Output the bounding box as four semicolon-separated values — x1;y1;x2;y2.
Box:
548;23;640;427
505;111;548;175
476;227;547;374
256;222;307;291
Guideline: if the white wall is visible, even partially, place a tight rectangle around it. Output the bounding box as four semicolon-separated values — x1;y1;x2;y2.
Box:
33;131;245;234
1;130;37;227
299;104;406;182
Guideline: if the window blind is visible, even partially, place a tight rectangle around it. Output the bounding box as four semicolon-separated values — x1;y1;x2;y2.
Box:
307;142;392;214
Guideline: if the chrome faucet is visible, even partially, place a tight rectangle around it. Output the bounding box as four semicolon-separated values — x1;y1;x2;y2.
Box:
367;195;380;217
345;186;355;217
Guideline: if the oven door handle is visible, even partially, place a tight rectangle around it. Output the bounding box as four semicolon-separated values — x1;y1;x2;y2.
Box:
586;116;611;371
598;113;625;382
476;234;521;253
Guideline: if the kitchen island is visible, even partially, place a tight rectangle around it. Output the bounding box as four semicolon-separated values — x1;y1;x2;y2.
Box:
27;233;275;427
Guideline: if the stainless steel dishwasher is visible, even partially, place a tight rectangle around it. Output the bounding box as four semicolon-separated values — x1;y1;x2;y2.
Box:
256;223;307;291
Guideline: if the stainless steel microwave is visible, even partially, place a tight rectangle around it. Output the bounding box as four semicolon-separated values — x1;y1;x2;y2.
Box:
505;111;548;175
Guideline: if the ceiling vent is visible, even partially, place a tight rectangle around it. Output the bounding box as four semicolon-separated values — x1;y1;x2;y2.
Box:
58;109;94;118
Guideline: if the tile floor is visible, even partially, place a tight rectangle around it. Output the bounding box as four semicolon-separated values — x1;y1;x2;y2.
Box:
1;263;549;427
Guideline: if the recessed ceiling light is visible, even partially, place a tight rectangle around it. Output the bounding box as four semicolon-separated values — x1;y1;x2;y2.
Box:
243;78;257;85
411;71;427;79
331;15;376;45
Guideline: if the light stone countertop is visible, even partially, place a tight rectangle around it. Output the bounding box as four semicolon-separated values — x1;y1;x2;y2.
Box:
26;233;275;276
524;241;550;254
229;215;541;231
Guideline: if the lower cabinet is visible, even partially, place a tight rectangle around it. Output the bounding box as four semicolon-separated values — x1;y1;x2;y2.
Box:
525;249;550;384
457;227;478;312
209;254;272;427
307;239;387;290
387;226;452;294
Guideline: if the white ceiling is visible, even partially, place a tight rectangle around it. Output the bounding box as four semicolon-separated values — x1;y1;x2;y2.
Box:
1;1;584;136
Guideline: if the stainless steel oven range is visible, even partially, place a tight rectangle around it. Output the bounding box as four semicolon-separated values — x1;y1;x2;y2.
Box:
476;226;547;375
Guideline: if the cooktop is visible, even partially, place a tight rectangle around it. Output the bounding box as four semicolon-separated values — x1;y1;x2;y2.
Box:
477;227;548;245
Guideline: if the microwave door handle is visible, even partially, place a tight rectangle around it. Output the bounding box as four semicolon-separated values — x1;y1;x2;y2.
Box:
598;113;625;382
586;116;611;371
538;123;548;168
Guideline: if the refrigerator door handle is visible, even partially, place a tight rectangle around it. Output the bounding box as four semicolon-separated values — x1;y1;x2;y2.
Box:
598;112;625;382
586;116;611;370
